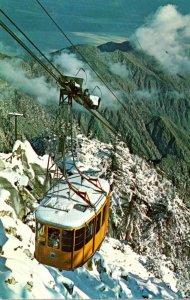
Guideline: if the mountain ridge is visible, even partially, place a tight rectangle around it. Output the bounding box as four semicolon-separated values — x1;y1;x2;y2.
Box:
98;40;133;53
0;41;190;200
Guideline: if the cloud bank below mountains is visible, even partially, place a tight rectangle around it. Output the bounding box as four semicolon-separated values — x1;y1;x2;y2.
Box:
0;50;119;109
0;58;59;104
135;5;190;74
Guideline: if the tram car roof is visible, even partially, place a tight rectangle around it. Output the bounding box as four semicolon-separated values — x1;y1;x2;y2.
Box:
35;174;110;229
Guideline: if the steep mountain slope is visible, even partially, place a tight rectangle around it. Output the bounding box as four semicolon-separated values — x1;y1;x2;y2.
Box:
62;42;190;201
0;55;56;152
1;44;190;201
0;89;52;151
77;135;190;294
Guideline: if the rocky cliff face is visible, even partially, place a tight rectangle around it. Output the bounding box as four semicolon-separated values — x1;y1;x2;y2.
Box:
76;135;190;294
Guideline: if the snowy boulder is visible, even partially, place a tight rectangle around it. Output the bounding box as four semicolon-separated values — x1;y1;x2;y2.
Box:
0;158;5;170
0;140;52;219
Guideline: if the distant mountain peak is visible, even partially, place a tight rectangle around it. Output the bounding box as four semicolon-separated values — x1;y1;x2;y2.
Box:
98;40;133;52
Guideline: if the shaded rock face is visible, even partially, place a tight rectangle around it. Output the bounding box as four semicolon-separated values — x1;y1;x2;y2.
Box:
0;176;24;219
146;116;190;160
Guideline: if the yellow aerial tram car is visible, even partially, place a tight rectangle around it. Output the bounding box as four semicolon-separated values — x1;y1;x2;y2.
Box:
34;73;110;270
35;173;110;270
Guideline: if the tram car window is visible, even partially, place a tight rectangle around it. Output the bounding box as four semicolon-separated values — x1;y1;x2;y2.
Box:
74;227;85;251
85;219;94;244
96;212;101;234
102;204;107;225
48;227;60;249
62;230;74;252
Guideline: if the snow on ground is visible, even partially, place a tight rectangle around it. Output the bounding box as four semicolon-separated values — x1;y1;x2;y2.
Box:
76;135;190;295
0;217;180;299
64;238;180;299
0;138;184;298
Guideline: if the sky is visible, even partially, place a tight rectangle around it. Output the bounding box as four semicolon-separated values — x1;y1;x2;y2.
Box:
0;0;190;52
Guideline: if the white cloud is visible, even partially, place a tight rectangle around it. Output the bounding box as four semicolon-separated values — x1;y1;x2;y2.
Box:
0;58;58;104
0;51;120;109
133;89;158;100
53;52;84;76
109;63;129;78
53;51;121;109
0;42;22;57
135;5;190;74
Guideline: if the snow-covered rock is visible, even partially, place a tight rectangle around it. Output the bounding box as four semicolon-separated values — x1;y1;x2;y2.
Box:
0;140;52;218
0;137;189;298
74;135;190;295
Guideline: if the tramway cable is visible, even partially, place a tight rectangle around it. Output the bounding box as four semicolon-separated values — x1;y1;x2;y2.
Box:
0;9;63;78
0;16;120;140
0;19;59;82
33;0;154;150
0;10;122;151
35;0;168;136
0;7;135;145
34;0;129;112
